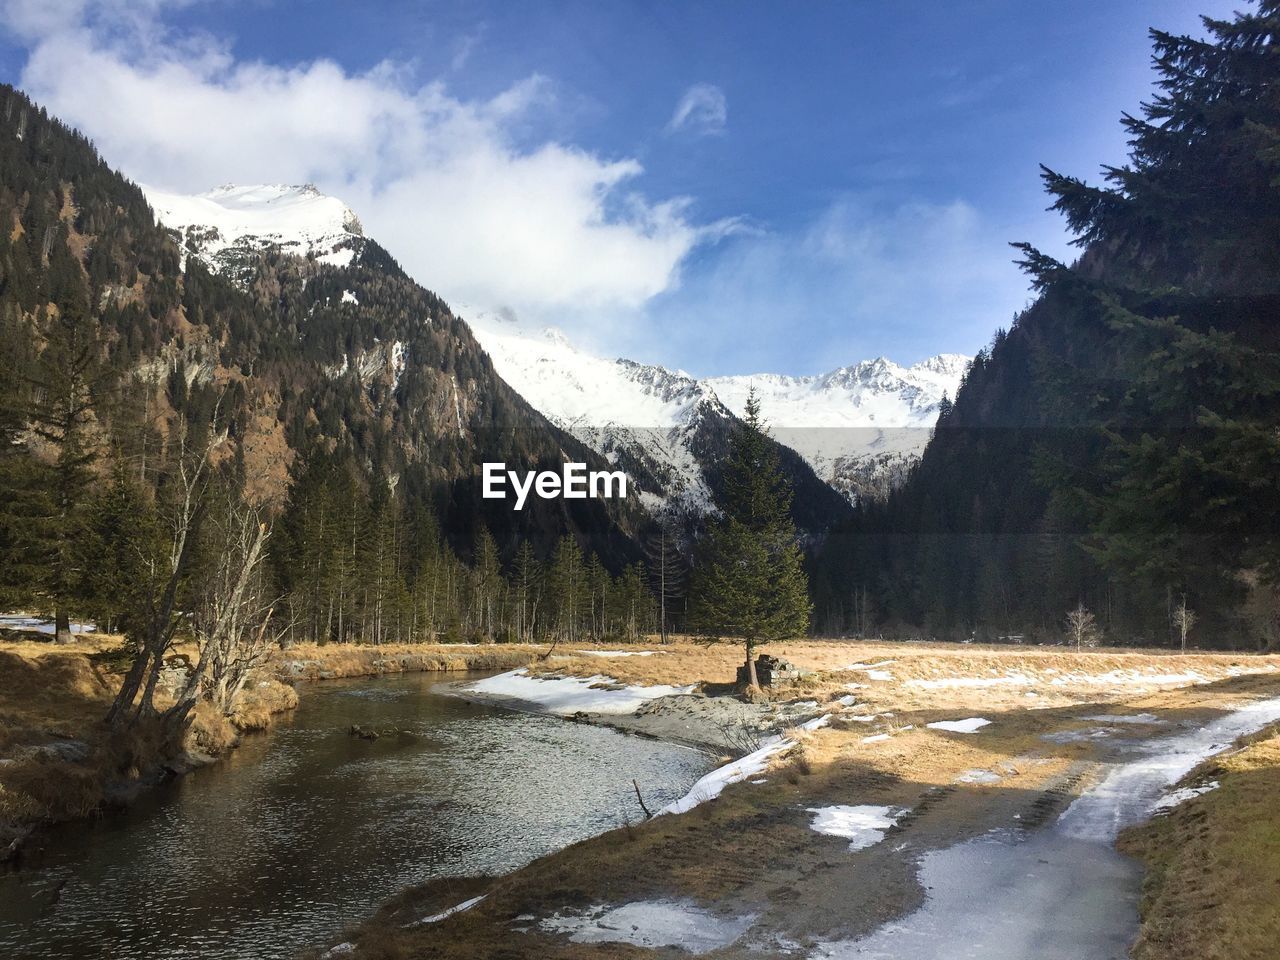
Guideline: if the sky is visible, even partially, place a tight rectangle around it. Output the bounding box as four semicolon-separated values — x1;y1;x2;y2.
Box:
0;0;1244;376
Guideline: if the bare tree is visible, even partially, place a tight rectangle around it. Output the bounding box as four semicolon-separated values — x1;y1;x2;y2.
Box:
107;418;216;728
645;520;685;644
167;489;280;728
1065;601;1100;652
1172;595;1197;654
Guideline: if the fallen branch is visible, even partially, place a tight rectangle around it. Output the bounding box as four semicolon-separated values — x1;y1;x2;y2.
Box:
633;779;653;820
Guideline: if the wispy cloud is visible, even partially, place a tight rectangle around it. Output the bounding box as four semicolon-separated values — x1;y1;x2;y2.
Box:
1;1;733;321
641;195;1036;375
665;83;727;136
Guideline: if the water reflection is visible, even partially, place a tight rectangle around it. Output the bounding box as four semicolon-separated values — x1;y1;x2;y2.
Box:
0;672;712;959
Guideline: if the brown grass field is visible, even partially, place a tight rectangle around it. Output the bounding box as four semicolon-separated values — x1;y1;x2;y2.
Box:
308;638;1280;960
5;631;1280;957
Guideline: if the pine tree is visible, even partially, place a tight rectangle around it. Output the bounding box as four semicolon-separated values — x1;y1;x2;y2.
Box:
7;306;103;641
690;391;810;687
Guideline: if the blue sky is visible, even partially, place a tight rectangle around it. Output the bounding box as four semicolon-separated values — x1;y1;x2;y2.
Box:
0;0;1242;375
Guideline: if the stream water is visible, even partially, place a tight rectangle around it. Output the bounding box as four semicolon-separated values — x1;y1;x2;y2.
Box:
0;671;714;960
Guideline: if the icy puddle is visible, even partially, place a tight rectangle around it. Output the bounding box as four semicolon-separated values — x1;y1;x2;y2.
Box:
813;696;1280;960
540;900;757;953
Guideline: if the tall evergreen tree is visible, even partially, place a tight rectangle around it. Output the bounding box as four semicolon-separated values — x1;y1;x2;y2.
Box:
690;391;810;687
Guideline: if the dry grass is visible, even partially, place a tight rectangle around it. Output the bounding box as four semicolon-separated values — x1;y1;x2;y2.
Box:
274;642;540;682
543;639;1280;724
316;643;1280;959
1120;729;1280;960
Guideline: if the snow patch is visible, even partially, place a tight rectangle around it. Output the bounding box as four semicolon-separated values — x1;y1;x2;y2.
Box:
539;900;756;953
1151;781;1220;813
807;805;903;851
407;895;486;927
0;614;96;635
461;668;693;715
659;714;829;815
927;718;991;734
144;183;361;271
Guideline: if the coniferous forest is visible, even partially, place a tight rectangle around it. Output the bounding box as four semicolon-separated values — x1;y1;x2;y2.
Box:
813;6;1280;648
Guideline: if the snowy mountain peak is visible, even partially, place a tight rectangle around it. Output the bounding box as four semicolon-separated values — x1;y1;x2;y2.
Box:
468;316;969;506
143;183;364;273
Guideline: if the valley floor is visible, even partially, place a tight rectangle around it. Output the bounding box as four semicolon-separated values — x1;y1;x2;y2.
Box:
308;640;1280;960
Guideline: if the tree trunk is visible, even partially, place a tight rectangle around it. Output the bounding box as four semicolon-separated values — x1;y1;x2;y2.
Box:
745;646;760;690
54;606;73;645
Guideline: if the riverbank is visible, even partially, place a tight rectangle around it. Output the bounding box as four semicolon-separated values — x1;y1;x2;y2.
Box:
1120;727;1280;960
310;641;1280;959
0;634;300;861
273;641;539;682
1;635;541;862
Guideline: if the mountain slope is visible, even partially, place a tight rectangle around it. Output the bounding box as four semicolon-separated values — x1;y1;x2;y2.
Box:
0;85;645;571
146;186;856;539
468;311;966;507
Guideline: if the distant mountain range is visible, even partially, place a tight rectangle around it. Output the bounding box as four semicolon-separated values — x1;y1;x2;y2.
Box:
466;312;966;506
142;182;966;516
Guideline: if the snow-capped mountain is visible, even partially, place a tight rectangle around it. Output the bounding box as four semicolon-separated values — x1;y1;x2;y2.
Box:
144;183;364;277
467;310;968;505
705;354;969;501
141;182;965;511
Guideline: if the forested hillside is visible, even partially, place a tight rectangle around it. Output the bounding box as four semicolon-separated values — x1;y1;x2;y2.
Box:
814;5;1280;648
0;84;664;650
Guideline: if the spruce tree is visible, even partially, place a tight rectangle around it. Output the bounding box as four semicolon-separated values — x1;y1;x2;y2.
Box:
690;391;810;688
8;306;103;642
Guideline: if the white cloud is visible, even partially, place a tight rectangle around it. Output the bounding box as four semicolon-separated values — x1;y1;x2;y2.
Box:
642;195;1037;375
666;83;726;136
2;2;730;319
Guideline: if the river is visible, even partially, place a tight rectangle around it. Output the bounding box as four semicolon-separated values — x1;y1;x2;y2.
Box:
0;671;714;960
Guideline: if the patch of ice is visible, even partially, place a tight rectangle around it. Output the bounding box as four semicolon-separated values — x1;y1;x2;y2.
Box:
862;733;891;743
842;659;897;671
927;718;991;734
807;805;903;850
539;900;756;953
1059;695;1280;841
836;694;858;707
814;697;1280;960
461;668;693;715
1151;780;1220;813
1082;713;1164;725
867;670;894;681
750;778;768;785
956;769;1002;784
1042;727;1117;744
408;895;486;926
